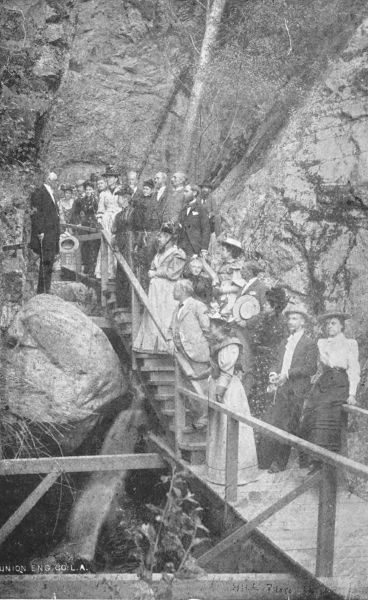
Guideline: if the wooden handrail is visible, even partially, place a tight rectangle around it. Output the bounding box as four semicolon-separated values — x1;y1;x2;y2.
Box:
0;453;165;476
177;385;368;480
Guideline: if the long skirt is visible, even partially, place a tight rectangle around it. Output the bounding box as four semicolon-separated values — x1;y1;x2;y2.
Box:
300;368;348;453
133;277;178;353
95;211;118;280
206;375;258;485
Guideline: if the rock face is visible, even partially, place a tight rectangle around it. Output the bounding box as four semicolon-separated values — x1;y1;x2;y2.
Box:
4;294;126;453
215;18;368;353
41;0;196;180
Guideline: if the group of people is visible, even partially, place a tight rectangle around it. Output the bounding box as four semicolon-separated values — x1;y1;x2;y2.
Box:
29;169;361;486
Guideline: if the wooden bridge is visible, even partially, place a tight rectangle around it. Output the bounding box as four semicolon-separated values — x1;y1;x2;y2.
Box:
1;229;368;599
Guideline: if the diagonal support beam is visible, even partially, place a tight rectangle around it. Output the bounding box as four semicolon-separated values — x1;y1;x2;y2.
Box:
0;468;61;547
198;471;321;567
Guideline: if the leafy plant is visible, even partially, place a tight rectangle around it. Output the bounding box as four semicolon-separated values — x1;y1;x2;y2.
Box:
132;467;209;580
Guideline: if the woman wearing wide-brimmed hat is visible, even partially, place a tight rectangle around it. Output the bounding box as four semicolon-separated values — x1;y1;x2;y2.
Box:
300;311;360;472
206;309;258;485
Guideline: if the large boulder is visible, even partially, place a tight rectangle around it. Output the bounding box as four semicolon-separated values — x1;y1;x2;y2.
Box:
3;294;126;454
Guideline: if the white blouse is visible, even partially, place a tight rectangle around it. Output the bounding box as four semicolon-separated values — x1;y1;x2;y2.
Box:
318;333;360;396
216;344;239;389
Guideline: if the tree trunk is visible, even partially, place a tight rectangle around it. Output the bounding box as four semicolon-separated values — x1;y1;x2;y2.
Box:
179;0;227;174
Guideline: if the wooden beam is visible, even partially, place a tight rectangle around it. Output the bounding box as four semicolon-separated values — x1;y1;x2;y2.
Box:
225;416;239;503
0;469;60;547
0;453;165;476
174;361;186;458
198;471;321;568
0;573;310;600
342;404;368;417
177;386;368;480
315;464;337;578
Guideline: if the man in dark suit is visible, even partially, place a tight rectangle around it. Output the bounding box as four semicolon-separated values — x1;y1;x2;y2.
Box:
240;261;268;310
258;304;318;473
30;172;60;294
178;184;211;258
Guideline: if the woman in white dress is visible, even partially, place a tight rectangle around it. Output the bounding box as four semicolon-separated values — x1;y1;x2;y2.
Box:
206;310;258;485
133;222;186;354
95;169;121;280
300;311;360;472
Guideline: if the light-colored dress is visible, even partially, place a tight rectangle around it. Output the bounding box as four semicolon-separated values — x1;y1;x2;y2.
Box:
95;189;121;279
133;245;186;353
207;339;258;485
216;258;244;316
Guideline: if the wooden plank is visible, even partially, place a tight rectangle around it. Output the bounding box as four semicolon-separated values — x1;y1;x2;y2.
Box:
76;232;101;241
0;573;309;600
225;417;239;503
198;471;322;568
0;469;60;547
175;361;186;458
0;453;165;476
177;386;368;480
315;464;337;577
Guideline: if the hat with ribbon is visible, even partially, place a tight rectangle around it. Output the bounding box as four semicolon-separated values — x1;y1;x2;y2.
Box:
318;310;351;322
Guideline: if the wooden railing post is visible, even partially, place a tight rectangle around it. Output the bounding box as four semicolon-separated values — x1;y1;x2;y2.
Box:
315;463;337;577
225;416;239;503
131;287;140;370
174;360;186;458
100;234;109;307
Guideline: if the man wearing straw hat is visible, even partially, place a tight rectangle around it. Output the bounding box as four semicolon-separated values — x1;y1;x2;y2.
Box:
258;303;318;473
29;171;60;294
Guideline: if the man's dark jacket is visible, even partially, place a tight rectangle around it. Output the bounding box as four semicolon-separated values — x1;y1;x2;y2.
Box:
178;201;210;257
271;332;318;399
30;185;60;257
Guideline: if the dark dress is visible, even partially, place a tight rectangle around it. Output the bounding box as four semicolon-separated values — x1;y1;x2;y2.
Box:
300;335;360;454
300;367;349;453
111;203;135;307
247;311;289;417
74;194;99;276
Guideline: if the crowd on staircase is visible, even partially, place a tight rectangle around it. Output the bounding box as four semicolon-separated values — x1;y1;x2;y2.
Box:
29;168;361;485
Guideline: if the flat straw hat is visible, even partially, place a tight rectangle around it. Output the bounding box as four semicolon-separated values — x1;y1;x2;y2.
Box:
232;294;260;323
220;236;243;252
318;311;351;321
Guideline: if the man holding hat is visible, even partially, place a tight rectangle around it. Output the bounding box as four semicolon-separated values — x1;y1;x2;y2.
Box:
259;303;318;473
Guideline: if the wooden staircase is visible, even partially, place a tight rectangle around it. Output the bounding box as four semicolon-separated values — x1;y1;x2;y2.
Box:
102;307;207;464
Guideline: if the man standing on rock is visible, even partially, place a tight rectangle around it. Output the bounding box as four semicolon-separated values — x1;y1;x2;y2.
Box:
30;171;60;294
166;172;187;222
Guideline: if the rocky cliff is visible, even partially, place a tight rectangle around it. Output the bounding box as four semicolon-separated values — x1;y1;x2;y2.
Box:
215;18;368;348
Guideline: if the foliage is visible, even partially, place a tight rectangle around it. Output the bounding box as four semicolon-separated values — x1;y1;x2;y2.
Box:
128;467;209;579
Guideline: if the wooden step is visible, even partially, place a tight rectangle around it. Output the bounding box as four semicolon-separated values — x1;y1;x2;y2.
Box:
140;358;174;370
152;393;175;410
140;364;175;372
112;309;132;323
161;407;190;418
148;372;175;383
148;383;175;395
